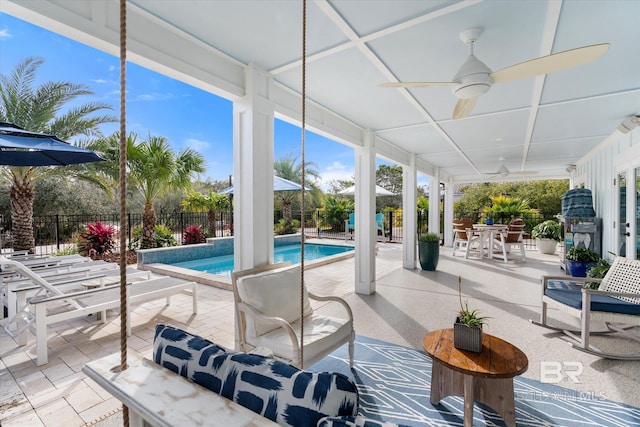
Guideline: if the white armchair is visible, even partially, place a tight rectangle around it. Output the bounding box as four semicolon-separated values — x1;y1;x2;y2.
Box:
232;262;354;368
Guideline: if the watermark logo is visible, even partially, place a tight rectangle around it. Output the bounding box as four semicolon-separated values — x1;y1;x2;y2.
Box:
540;361;583;384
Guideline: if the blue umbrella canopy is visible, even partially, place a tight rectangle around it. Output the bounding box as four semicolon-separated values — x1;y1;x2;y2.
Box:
219;175;311;195
0;122;105;166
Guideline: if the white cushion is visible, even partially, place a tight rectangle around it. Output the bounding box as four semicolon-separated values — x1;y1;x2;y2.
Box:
237;264;312;336
251;314;352;365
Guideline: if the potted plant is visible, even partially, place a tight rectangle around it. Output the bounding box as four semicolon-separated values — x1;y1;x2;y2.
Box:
454;276;488;352
565;247;600;277
531;220;562;254
585;254;613;289
418;232;440;271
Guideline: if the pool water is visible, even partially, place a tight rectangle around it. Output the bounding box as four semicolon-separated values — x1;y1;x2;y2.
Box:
171;243;353;277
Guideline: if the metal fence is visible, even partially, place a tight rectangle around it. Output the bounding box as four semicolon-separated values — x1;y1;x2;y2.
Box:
1;209;555;255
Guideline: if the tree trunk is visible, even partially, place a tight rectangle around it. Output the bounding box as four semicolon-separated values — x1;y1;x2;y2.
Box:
208;210;216;237
10;173;36;253
141;201;156;249
283;201;292;222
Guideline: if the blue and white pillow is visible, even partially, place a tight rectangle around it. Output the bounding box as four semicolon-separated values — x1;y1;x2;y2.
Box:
152;324;359;427
218;353;358;427
153;324;228;392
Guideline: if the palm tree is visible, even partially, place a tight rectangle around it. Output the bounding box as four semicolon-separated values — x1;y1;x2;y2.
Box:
182;191;230;237
96;132;206;249
273;153;322;221
0;57;117;252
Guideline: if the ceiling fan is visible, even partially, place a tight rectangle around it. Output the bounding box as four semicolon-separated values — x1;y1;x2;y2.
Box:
485;158;538;179
380;28;609;119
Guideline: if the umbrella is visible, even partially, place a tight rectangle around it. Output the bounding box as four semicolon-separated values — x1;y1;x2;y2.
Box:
338;184;395;196
219;175;311;195
0;122;105;166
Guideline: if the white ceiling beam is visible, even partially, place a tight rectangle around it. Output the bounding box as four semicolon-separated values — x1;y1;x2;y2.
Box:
519;0;563;172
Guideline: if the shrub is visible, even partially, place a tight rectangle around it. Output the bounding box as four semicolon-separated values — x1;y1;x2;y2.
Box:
274;219;297;235
531;220;562;241
418;232;440;243
54;246;78;256
131;224;177;249
76;221;115;256
565;247;599;262
183;225;205;245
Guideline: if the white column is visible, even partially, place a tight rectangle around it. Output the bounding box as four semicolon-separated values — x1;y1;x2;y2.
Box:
443;181;455;247
354;130;376;295
402;155;417;269
429;169;440;235
232;64;274;272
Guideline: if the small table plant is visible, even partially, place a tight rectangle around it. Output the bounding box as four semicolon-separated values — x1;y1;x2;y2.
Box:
454;276;489;352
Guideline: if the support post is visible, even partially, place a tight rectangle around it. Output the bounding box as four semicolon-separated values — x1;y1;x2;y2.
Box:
354;130;376;295
403;155;417;269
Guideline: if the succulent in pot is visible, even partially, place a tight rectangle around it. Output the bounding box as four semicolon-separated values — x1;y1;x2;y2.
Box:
454;276;489;352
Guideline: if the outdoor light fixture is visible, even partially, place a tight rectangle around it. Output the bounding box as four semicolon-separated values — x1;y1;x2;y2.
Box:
617;114;640;134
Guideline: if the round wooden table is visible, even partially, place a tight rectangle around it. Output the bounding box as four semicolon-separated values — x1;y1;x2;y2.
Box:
423;329;528;427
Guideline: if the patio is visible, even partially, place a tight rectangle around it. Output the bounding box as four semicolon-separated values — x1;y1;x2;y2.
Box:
1;244;639;426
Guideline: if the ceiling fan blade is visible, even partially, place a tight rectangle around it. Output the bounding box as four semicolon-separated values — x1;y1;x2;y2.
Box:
379;82;457;88
452;97;477;119
490;43;609;83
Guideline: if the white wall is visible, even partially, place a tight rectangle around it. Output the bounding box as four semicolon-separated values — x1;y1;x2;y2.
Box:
574;129;640;256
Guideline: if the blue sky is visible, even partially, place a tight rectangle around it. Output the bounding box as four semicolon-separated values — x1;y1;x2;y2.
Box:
0;13;427;189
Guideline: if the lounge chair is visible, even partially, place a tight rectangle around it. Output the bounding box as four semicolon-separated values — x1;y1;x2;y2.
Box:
344;212;385;241
1;256;198;365
532;256;640;360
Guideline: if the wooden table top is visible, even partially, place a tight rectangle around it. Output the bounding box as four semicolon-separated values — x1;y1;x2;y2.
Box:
423;329;528;379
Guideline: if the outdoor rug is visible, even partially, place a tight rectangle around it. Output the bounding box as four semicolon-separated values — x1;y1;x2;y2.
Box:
310;335;640;427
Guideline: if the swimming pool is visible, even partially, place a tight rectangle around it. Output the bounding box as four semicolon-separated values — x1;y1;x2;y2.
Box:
170;243;354;277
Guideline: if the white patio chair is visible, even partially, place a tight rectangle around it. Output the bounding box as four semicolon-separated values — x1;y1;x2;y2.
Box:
492;218;527;262
452;218;480;258
232;262;354;368
532;256;640;360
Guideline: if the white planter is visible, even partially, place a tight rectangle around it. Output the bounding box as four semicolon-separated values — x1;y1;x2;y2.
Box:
537;238;558;255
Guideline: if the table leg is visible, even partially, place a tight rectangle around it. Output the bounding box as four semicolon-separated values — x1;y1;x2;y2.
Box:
463;374;475;427
488;231;494;259
473;376;516;427
430;359;463;405
429;359;516;427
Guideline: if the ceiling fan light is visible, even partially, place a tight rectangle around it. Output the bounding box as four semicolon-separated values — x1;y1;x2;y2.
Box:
454;82;491;99
452;54;493;99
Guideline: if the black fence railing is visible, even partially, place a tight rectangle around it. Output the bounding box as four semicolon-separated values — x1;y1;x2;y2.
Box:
0;209;556;255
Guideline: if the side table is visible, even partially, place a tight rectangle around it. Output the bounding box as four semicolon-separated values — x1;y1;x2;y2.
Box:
423;328;528;427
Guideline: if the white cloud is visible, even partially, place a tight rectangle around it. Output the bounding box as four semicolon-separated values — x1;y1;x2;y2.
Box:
108;65;116;72
0;28;11;40
183;137;211;152
318;161;354;191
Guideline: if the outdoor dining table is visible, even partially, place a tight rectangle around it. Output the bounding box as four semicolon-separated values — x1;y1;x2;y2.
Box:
472;224;508;259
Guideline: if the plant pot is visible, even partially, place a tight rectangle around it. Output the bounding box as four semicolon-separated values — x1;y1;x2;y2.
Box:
566;260;596;277
453;319;483;352
537;238;558;255
418;241;439;271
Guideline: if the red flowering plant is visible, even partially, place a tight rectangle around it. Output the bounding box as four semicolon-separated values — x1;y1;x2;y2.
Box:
77;221;116;257
183;225;205;245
